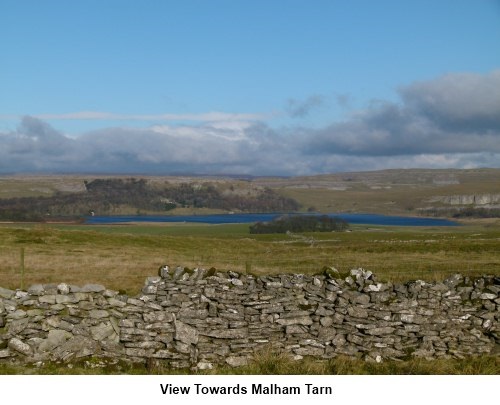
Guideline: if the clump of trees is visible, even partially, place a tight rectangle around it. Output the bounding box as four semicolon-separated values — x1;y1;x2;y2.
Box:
451;207;500;218
249;215;349;234
420;207;500;218
161;183;299;212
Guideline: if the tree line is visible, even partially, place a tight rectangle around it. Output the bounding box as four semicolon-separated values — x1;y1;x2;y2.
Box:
419;207;500;219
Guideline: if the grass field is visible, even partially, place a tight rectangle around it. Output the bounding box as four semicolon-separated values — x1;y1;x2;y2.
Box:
0;220;499;294
0;353;498;375
0;220;499;375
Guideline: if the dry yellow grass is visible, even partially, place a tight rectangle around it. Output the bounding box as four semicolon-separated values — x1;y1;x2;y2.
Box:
0;222;499;295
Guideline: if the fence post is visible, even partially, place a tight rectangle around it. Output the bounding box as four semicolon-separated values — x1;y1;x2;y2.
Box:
20;247;25;290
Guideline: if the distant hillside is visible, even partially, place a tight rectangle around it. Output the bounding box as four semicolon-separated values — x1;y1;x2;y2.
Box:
1;168;499;220
0;178;300;221
257;168;500;217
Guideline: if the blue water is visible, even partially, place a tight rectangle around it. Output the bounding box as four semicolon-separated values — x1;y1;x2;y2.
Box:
85;213;458;226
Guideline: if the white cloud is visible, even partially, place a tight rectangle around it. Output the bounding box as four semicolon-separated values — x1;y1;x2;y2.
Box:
1;71;499;176
27;111;268;123
306;70;500;156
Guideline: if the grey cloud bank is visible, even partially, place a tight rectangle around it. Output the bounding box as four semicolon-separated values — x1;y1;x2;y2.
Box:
1;70;499;176
308;70;500;157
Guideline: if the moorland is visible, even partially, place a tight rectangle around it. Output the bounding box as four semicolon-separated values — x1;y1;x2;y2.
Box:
1;168;499;219
0;168;499;374
0;168;499;303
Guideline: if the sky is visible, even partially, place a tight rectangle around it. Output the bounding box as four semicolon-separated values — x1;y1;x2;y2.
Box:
1;0;499;176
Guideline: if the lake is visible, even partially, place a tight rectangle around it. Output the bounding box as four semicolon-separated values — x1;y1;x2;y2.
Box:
85;213;458;227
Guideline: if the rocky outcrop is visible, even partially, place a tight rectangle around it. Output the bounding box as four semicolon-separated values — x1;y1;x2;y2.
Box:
429;194;500;206
0;268;498;370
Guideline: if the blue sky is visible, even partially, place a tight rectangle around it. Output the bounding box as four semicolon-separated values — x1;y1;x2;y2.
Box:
1;0;499;175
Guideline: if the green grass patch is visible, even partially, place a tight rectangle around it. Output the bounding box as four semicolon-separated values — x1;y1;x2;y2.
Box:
1;354;498;375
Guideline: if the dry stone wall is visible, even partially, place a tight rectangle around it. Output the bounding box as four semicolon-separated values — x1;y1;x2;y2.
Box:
0;267;499;370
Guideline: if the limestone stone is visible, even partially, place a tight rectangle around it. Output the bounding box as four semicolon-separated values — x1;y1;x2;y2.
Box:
8;309;27;320
0;287;14;299
90;322;115;341
26;309;43;317
315;306;334;316
152;349;186;359
332;313;345;324
197;361;214;370
331;334;346;346
225;356;248;367
39;295;56;304
286;325;309;335
143;311;174;323
173;267;185;280
400;314;427;324
9;318;29;335
127;298;145;306
39;329;73;352
266;281;283;288
260;304;284;314
347;334;364;345
276;316;313;326
158;265;170;278
142;285;157;294
318;327;337;341
203;328;248;339
365;283;384;292
51;303;66;311
444;274;463;288
81;284;106;293
294;346;325;356
370;291;393;303
175;320;199;345
8;338;33;356
56;294;79;304
89;310;109;319
27;284;45;296
347;306;368;318
51;336;98;361
108;298;127;307
57;283;70;295
58;320;75;332
73;292;91;302
351;293;371;305
178;308;208;319
365;327;396;336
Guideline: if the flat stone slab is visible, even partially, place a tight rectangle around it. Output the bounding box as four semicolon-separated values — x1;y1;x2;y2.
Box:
81;284;106;293
8;338;33;356
175;320;199;345
203;328;249;339
0;287;14;299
